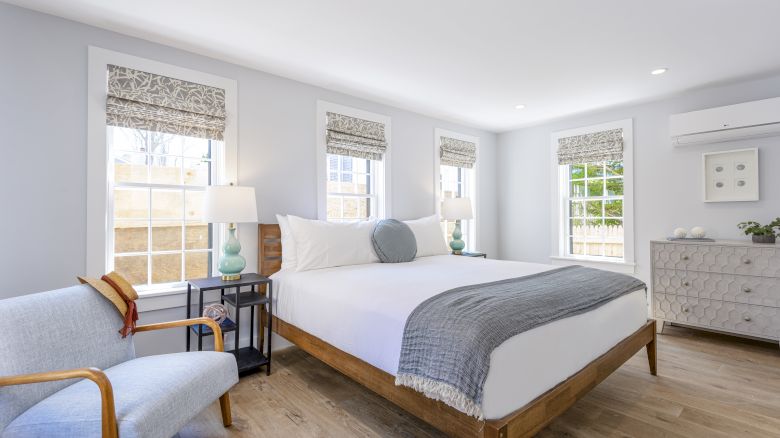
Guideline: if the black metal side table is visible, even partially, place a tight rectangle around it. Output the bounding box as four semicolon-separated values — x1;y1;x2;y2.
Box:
186;273;273;376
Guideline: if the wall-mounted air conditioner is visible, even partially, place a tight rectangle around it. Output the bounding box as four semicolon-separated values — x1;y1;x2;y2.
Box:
670;96;780;146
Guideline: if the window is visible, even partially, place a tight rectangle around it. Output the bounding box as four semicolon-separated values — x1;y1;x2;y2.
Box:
326;155;377;222
551;119;634;271
440;165;474;247
435;129;478;251
317;101;390;221
87;48;237;296
109;127;218;286
563;161;624;258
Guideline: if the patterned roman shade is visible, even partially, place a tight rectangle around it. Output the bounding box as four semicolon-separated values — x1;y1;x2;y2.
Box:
440;136;477;168
557;128;623;165
326;112;387;160
106;65;226;140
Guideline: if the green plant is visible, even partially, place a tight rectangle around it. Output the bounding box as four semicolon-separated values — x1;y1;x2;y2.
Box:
737;218;780;237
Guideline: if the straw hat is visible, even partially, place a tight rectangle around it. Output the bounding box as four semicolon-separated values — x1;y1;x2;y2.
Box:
78;272;139;316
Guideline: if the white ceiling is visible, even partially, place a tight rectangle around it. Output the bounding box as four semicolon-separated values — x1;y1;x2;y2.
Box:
6;0;780;132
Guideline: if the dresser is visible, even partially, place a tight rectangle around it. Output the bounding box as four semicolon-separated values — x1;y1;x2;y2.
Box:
651;240;780;343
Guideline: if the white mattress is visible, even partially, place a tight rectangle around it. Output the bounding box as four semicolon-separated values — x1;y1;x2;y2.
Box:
271;255;647;419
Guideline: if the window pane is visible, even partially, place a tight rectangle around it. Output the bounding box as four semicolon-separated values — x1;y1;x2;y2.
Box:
151;253;182;284
327;196;342;220
114;220;148;253
185;252;209;280
569;237;585;256
151;222;182;251
606;161;623;176
340;172;356;193
587;179;604;196
570;180;586;197
151;189;183;220
114;188;149;219
569;201;584;217
342;197;359;219
587;243;604;256
184;190;205;221
585;200;602;217
114;152;148;184
149;155;182;185
586;163;604;178
186;223;210;250
606;178;623;196
114;255;148;285
569;218;584;238
183;158;210;186
180;137;211;158
142;131;176;155
353;158;369;174
605;199;623;217
605;219;624;258
570;164;585;180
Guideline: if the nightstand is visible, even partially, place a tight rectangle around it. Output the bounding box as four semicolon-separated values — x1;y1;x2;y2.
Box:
187;273;273;376
459;251;487;258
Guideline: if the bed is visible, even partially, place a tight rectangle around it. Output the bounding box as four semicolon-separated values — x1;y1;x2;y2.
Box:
257;224;657;438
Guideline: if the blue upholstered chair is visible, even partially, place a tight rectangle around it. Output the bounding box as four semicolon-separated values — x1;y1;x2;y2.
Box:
0;285;239;438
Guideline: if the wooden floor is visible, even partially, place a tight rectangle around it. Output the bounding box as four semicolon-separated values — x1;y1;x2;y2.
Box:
180;325;780;437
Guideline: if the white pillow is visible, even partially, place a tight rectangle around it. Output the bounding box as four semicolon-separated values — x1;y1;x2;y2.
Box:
404;214;450;257
287;215;379;271
276;214;297;271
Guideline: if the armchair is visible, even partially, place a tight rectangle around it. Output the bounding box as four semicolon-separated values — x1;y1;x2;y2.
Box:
0;285;239;438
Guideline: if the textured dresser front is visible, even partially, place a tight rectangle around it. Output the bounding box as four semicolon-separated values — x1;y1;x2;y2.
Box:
652;241;780;342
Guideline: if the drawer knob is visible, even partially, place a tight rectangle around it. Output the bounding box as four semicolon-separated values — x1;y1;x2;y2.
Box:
682;256;690;261
743;287;752;293
743;259;751;265
683;281;690;287
743;316;752;322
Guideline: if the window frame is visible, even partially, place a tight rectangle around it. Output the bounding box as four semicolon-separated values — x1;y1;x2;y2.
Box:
549;119;635;273
87;47;238;297
434;128;478;252
316;100;391;220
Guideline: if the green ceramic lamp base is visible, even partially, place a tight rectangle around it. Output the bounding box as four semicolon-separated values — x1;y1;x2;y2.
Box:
450;221;466;255
218;224;246;281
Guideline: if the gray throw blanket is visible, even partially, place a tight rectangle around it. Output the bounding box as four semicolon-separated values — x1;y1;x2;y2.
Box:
395;265;646;419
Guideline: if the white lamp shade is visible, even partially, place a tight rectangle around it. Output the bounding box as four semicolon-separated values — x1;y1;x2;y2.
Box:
441;197;473;220
203;185;258;223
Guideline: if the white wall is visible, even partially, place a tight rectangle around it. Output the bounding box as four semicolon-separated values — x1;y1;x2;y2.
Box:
497;74;780;287
0;4;498;355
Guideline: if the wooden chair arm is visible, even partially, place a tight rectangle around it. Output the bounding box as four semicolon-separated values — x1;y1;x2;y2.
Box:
0;367;118;438
135;317;224;352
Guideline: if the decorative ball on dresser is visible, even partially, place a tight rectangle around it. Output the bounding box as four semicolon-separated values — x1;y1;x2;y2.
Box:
690;226;706;239
673;228;688;239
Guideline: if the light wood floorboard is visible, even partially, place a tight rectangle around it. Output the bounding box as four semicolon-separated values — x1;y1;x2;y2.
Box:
179;325;780;437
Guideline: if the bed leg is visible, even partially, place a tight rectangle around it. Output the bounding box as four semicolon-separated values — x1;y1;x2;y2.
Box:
646;322;657;376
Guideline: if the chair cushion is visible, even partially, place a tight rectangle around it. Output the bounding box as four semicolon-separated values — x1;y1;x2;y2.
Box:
2;352;238;438
371;219;417;263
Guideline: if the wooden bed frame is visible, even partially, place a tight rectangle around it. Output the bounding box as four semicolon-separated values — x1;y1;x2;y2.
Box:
258;224;657;438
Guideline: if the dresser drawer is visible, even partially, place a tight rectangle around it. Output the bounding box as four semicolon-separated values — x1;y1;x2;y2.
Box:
652;243;780;277
654;293;780;340
653;268;780;307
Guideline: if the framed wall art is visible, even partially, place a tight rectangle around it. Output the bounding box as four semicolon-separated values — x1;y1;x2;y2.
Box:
702;148;759;202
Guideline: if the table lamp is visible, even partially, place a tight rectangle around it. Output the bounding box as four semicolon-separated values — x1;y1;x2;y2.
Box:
441;197;473;255
204;184;258;280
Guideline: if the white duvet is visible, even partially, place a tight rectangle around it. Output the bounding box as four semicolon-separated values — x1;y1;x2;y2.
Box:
271;255;647;419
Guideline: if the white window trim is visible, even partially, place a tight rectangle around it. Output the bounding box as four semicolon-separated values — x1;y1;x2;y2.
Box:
316;100;391;220
86;47;238;305
433;128;479;251
549;119;635;274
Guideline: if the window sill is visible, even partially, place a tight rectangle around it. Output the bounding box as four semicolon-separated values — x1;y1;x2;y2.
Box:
549;255;636;274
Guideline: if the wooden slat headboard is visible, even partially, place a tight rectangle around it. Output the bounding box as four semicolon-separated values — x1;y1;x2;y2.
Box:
258;224;282;277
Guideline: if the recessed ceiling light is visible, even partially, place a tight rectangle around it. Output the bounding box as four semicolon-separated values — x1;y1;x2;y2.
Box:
514;104;526;110
651;68;668;75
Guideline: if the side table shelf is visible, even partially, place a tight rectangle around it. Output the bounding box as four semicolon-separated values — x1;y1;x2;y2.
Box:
186;273;273;376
